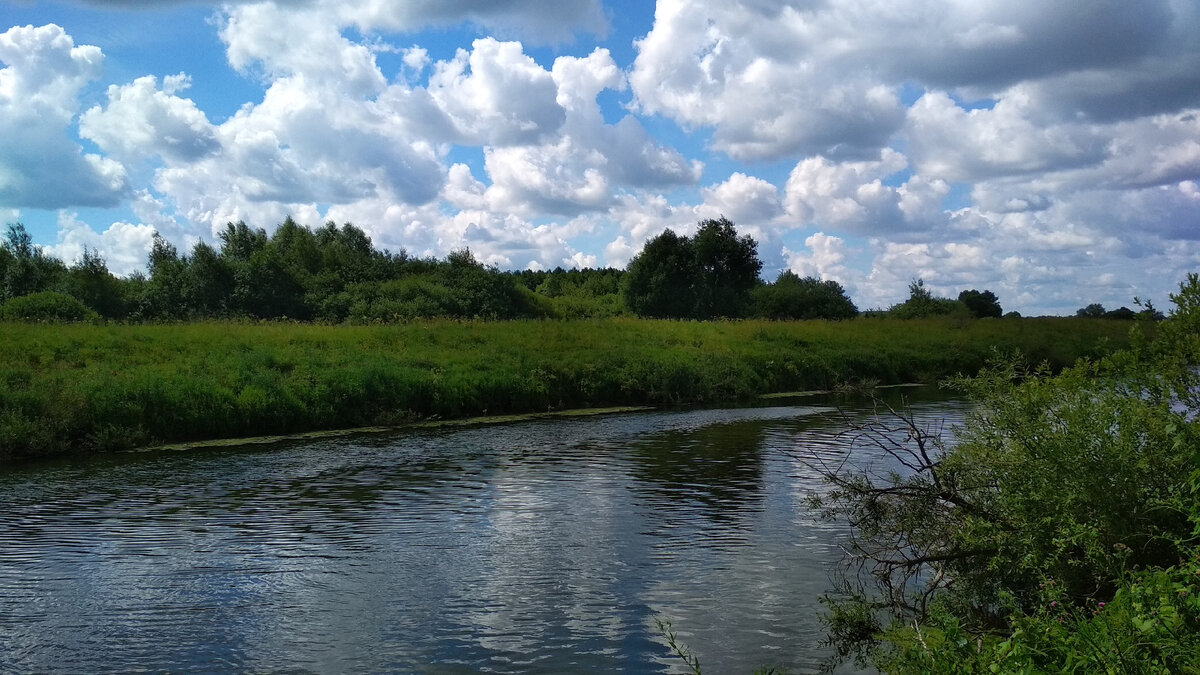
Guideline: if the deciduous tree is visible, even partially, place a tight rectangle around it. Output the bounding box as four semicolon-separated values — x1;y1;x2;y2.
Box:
957;288;1002;318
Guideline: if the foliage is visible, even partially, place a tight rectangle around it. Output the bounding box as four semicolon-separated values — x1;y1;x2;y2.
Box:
752;271;858;320
439;249;542;319
0;315;1132;463
656;618;703;675
62;246;126;318
621;228;698;318
0;290;97;322
1077;301;1166;321
690;217;762;318
957;289;1002;318
814;274;1200;672
622;218;761;319
5;216;1166;327
1;223;66;301
182;241;234;317
868;556;1200;674
889;279;970;319
508;267;626;319
140;234;187;318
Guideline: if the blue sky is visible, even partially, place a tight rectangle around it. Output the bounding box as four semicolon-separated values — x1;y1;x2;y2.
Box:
2;0;1199;314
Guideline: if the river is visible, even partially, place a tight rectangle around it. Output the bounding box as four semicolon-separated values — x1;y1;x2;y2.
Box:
0;391;967;673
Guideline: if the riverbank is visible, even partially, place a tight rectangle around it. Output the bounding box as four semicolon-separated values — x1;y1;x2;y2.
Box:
135;406;653;455
0;317;1136;462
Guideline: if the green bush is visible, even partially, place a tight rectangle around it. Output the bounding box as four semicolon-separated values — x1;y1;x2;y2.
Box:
0;291;97;322
816;274;1200;672
751;272;858;320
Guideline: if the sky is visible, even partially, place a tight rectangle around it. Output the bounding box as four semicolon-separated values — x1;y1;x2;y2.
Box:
1;0;1198;315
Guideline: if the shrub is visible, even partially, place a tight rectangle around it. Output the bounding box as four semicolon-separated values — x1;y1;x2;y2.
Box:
0;291;97;322
816;274;1200;672
889;279;970;319
957;288;1002;318
752;272;858;320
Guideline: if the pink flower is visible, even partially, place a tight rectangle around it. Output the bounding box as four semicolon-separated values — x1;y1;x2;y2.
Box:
1051;601;1058;607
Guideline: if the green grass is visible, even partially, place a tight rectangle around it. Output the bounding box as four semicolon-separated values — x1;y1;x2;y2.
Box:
0;316;1137;462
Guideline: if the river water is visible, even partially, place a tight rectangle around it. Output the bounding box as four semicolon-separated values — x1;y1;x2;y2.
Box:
0;392;967;673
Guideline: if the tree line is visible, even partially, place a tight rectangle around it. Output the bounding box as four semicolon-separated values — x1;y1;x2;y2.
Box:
1;219;549;323
0;217;1150;323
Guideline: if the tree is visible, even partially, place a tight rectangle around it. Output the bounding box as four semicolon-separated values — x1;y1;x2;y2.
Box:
752;271;858;320
889;279;967;318
1135;297;1165;321
957;289;1002;318
63;247;125;318
315;222;382;285
1076;302;1106;318
183;241;235;317
437;248;534;319
690;217;761;318
622;218;762;319
217;221;268;263
233;247;308;319
142;234;188;318
4;222;34;258
814;274;1200;671
2;223;64;300
621;229;697;318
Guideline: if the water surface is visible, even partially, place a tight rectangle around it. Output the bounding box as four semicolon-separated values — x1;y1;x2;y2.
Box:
0;393;967;673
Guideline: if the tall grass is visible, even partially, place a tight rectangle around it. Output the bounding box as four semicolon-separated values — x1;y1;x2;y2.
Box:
0;317;1136;462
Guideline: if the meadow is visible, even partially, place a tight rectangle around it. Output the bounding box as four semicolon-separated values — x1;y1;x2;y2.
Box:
0;316;1136;462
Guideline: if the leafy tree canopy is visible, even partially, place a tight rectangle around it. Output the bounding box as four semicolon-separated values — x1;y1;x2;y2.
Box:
888;279;968;319
957;288;1002;318
622;217;761;319
752;271;858;320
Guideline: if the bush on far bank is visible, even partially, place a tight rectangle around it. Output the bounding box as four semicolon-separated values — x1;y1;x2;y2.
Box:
0;291;97;322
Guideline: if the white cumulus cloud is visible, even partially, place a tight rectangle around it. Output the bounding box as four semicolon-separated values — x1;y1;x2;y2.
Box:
0;24;127;209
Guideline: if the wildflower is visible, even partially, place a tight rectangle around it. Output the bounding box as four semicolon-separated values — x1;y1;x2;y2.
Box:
1050;601;1058;608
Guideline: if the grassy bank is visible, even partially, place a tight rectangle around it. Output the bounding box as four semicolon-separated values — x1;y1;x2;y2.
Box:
0;317;1135;462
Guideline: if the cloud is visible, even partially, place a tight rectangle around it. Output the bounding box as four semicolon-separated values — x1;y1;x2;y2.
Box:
630;0;1200;161
42;211;156;277
0;24;127;208
596;175;788;270
427;38;566;146
160;18;698;241
848;185;1198;314
784;232;858;289
781;149;950;235
79;74;218;162
68;0;607;43
220;3;387;97
319;196;596;271
865;0;1179;92
10;2;1200;318
906;90;1107;182
472;47;700;217
701;173;782;225
144;10;454;234
340;0;608;44
630;0;905;160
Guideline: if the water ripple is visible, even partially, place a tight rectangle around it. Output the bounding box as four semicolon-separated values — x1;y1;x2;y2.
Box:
0;395;966;674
